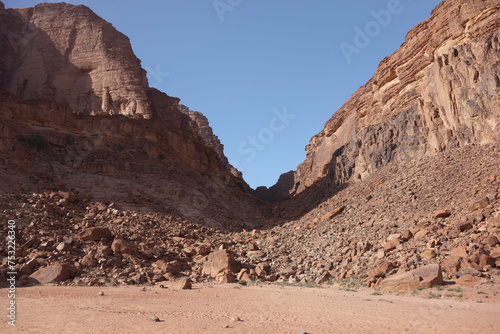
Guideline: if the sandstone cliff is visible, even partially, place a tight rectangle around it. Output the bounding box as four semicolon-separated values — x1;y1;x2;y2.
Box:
287;0;499;198
0;2;154;118
0;2;259;227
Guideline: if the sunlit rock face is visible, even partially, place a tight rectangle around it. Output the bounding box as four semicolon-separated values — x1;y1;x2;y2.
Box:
288;0;499;195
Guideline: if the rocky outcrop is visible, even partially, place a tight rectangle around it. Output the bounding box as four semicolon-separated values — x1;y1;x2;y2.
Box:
287;0;500;196
0;2;153;118
251;171;295;203
179;104;227;164
147;89;192;130
179;104;243;178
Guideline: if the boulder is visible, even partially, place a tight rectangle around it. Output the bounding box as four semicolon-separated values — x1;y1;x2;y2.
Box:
433;210;451;219
441;256;461;274
456;274;487;287
111;237;139;256
367;261;395;279
236;269;253;282
485;235;498;247
379;264;443;292
80;254;97;267
79;227;112;241
19;258;38;275
171;278;192;290
468;196;490;212
479;254;495;268
216;272;236;283
202;250;240;278
315;272;330;284
155;260;181;275
420;249;436;259
56;242;72;252
449;244;468;258
255;263;269;276
28;263;71;284
321;206;345;222
490;247;500;259
384;239;400;252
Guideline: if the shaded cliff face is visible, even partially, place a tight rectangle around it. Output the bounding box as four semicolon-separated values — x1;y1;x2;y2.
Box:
290;0;499;196
0;2;153;117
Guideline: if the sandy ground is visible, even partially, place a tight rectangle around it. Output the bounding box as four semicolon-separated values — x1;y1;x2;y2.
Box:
1;283;500;334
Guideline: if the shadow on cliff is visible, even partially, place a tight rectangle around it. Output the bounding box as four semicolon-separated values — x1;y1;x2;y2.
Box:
270;171;350;225
1;8;101;113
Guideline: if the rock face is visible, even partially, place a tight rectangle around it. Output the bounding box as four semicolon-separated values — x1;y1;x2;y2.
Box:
0;2;239;171
279;0;500;197
0;2;153;117
251;171;295;203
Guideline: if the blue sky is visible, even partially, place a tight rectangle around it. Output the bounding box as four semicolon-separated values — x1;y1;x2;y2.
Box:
5;0;442;188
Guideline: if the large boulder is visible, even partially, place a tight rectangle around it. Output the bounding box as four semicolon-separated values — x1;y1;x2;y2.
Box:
111;236;139;257
379;264;443;293
202;250;240;278
28;263;71;284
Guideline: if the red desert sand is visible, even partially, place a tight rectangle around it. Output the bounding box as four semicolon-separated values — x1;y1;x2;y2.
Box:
1;283;500;334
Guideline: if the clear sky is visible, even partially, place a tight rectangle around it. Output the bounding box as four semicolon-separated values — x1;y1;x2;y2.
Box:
5;0;442;188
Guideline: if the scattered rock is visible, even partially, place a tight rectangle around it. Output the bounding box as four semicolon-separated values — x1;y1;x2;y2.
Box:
420;249;436;259
111;236;139;256
384;239;400;252
490;247;500;259
469;196;490;212
321;206;345;221
449;244;468;258
149;313;160;322
434;210;451;219
171;278;192;290
79;227;112;241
